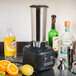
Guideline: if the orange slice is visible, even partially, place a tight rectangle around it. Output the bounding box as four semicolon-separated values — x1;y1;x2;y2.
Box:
0;60;11;67
0;65;5;72
6;63;18;75
0;60;11;71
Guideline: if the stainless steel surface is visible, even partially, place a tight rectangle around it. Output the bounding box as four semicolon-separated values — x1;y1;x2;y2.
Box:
58;58;67;70
32;41;41;48
0;54;76;76
54;59;76;76
30;5;48;47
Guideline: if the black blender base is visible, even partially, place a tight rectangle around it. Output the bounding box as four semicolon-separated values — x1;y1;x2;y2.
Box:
23;44;55;71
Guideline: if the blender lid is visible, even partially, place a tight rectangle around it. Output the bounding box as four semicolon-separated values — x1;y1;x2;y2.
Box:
30;5;48;8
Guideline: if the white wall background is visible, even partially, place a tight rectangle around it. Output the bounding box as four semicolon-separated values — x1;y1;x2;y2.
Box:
0;0;76;41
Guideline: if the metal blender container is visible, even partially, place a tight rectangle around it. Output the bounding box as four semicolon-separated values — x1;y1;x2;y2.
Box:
30;5;48;47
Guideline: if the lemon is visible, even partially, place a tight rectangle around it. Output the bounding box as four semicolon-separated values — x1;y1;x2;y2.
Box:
20;64;34;76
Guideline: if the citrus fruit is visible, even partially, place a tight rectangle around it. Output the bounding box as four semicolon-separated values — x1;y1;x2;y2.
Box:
0;60;11;71
6;63;18;75
0;65;5;72
20;64;34;76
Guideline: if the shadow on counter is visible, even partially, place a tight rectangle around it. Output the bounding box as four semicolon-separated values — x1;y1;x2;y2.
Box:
33;68;55;76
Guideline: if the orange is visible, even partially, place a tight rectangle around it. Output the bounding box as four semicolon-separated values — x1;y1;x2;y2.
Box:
0;60;11;67
6;63;18;75
0;60;11;71
0;65;5;72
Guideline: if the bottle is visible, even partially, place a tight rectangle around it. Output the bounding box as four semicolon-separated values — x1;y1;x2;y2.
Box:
59;21;74;68
48;15;59;57
4;25;16;62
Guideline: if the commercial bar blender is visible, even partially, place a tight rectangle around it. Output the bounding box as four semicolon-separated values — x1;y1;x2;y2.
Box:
23;5;55;71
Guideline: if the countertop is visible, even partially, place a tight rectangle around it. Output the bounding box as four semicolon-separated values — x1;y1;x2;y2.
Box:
0;54;76;76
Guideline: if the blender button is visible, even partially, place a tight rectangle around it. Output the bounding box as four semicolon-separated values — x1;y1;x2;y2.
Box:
44;57;48;61
50;56;53;59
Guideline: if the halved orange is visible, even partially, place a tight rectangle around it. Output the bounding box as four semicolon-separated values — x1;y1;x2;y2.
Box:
0;65;5;72
6;63;18;75
0;60;11;71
